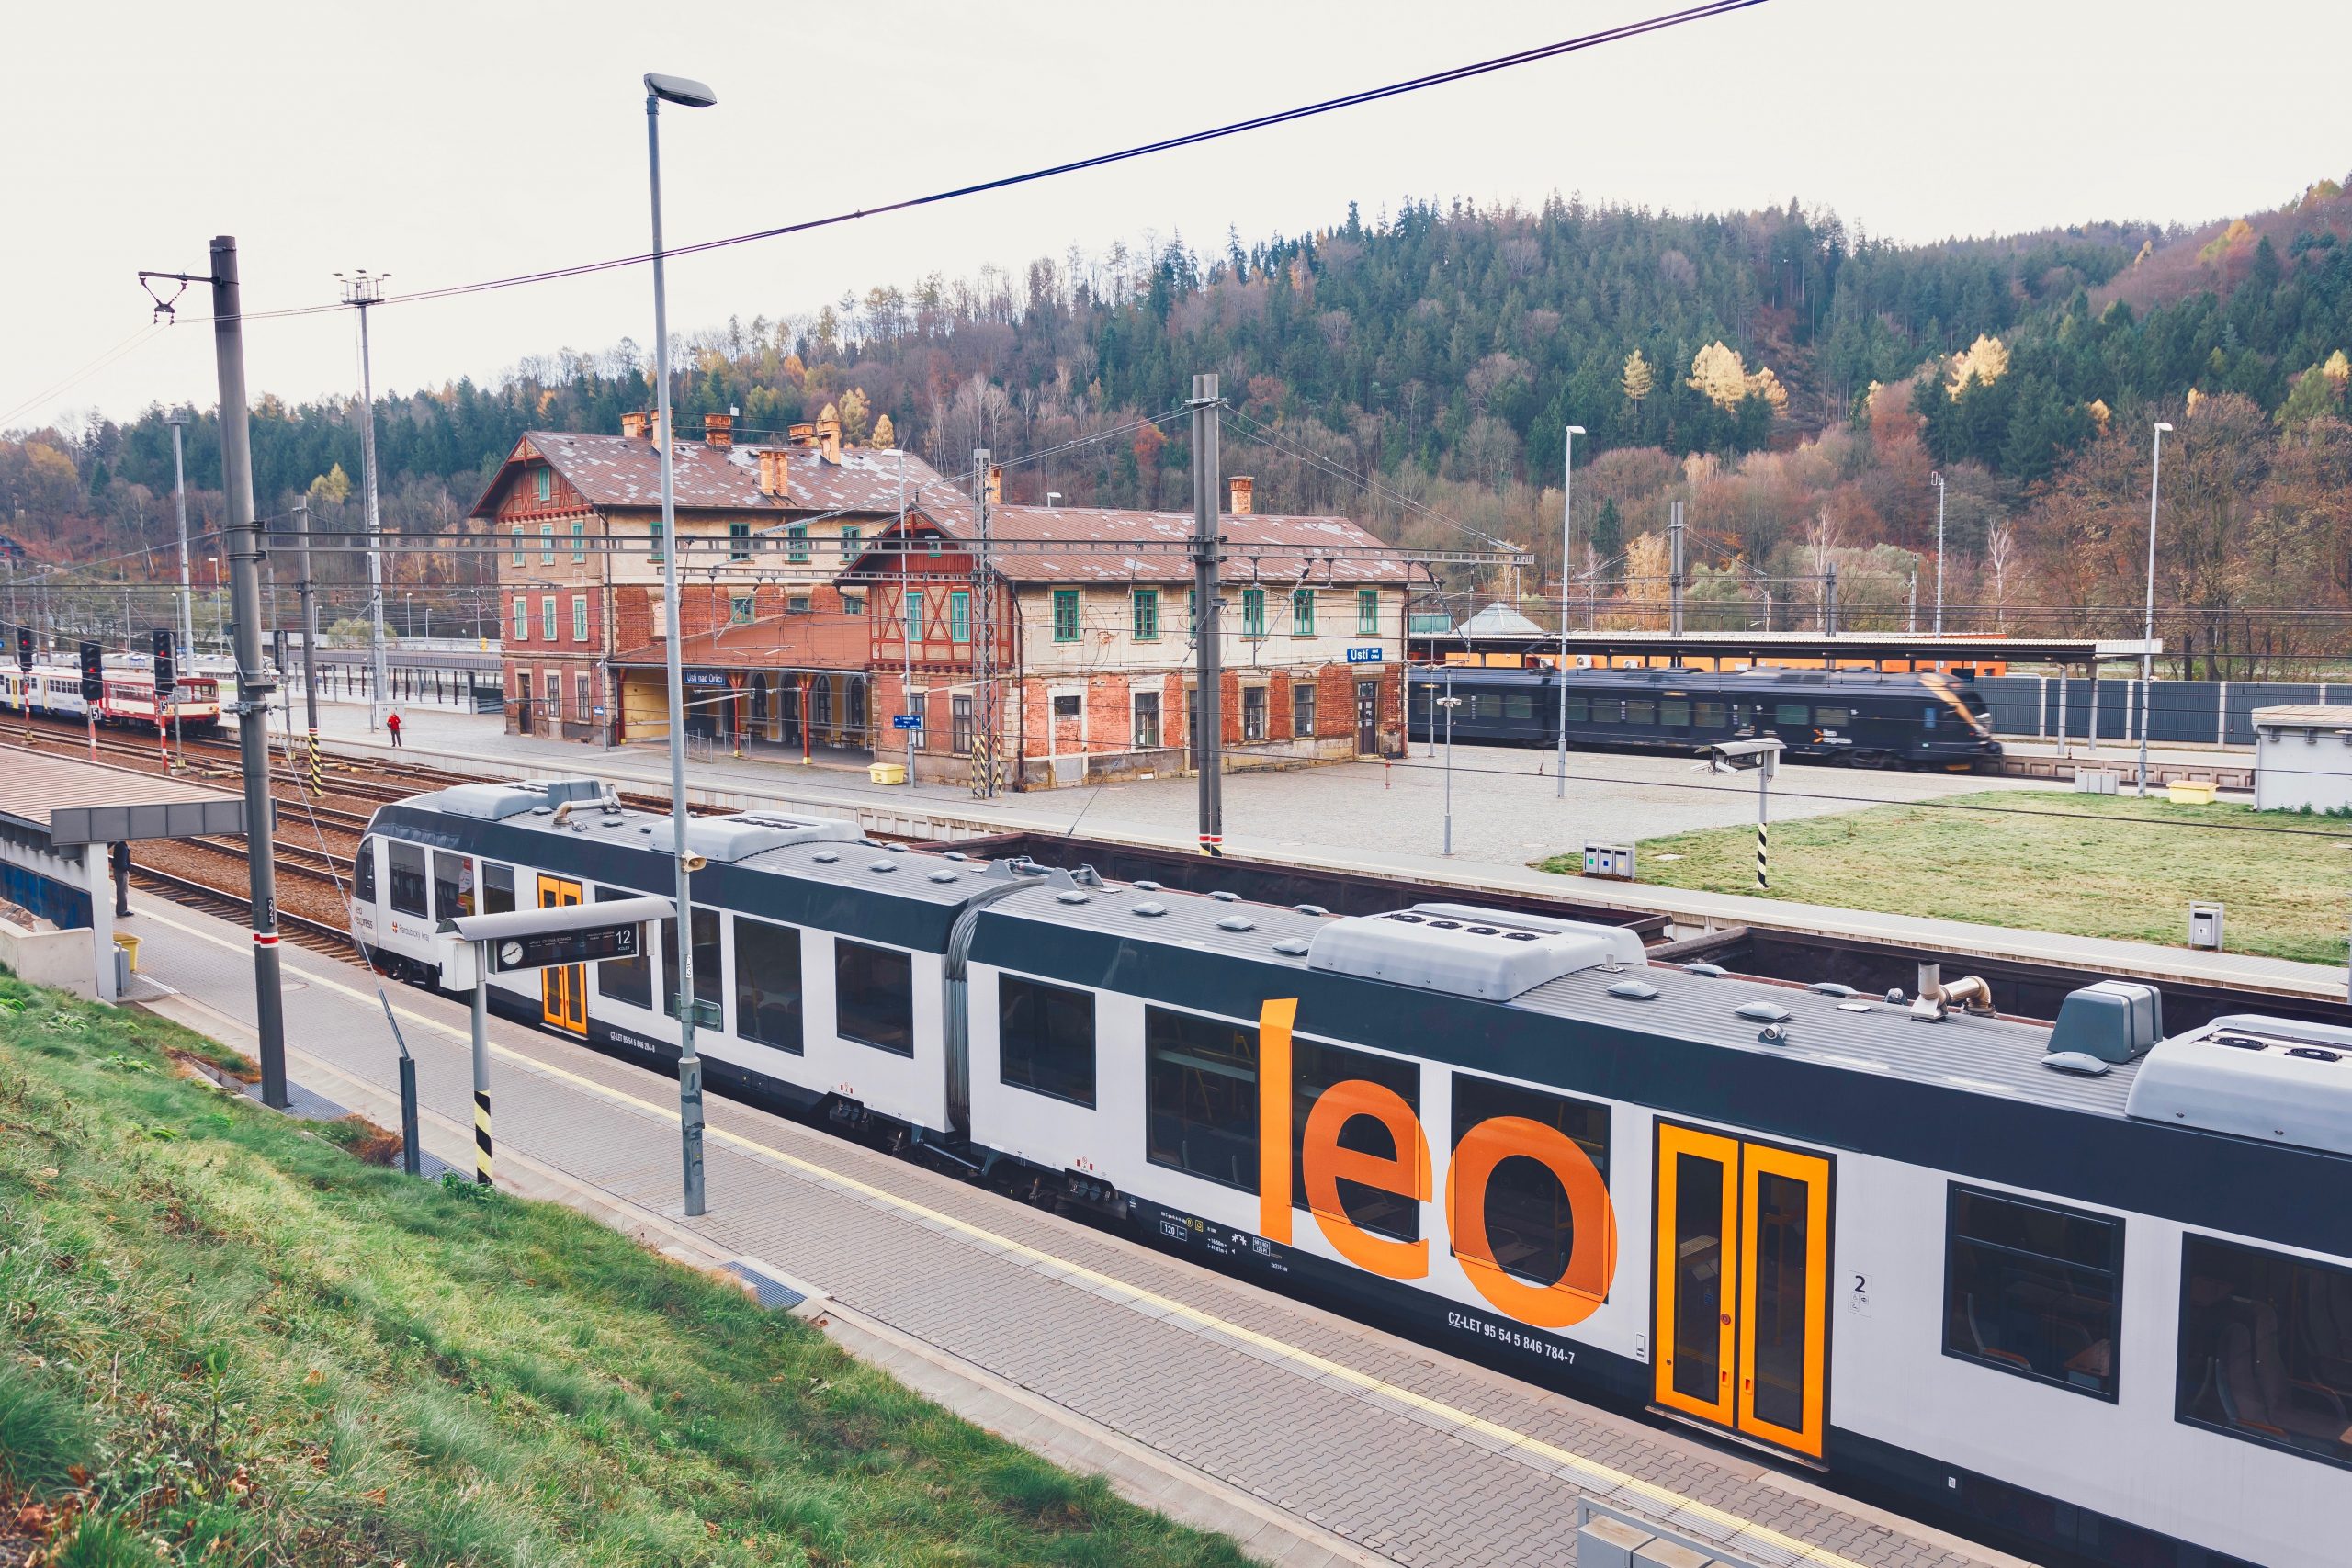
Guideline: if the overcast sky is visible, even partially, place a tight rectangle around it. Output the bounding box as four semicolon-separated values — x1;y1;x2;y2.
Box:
6;0;2346;436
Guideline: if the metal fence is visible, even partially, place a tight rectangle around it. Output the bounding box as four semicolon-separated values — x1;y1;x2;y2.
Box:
1976;676;2352;748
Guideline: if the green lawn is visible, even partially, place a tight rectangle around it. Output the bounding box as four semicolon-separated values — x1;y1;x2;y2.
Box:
0;975;1250;1568
1539;791;2352;966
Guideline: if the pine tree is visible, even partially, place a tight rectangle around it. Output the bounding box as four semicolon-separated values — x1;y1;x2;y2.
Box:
1622;349;1655;403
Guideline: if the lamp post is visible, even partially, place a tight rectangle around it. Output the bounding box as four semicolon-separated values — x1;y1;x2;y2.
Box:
1555;423;1585;799
646;68;718;1216
165;412;196;671
1438;671;1462;856
2137;422;2173;797
1930;470;1946;636
207;556;223;641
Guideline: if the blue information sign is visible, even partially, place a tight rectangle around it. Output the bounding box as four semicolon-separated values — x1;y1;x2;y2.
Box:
1345;646;1385;665
890;713;923;729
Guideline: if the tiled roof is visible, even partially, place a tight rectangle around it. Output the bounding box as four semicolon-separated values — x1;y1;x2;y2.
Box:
857;503;1427;588
471;433;947;518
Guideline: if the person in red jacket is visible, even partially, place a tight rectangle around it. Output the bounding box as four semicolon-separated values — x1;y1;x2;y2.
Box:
386;709;403;748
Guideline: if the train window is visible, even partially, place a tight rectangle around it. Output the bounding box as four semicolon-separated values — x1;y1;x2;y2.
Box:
734;917;803;1054
1449;1075;1608;1288
1774;703;1809;726
1293;1039;1419;1243
356;837;377;903
1943;1185;2121;1401
1694;700;1727;728
2176;1235;2352;1468
1145;1006;1258;1192
1815;706;1853;728
480;863;514;917
835;940;915;1056
387;840;428;918
1661;699;1690;727
433;852;473;919
1470;694;1500;720
1625;699;1657;726
1503;694;1533;721
1591;698;1623;723
998;975;1096;1106
1563;696;1589;723
1922;705;1940;730
595;886;653;1009
660;908;723;1023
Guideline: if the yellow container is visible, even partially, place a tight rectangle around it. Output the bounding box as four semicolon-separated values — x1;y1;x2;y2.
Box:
868;761;908;786
113;932;141;973
2166;778;2219;805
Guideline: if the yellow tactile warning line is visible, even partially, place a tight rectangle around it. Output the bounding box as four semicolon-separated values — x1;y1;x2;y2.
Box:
141;906;1871;1568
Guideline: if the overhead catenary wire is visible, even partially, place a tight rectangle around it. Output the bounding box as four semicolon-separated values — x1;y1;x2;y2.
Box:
155;3;1769;330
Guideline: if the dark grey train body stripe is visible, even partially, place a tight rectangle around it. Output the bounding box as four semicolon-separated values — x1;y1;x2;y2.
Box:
368;807;976;951
968;911;2352;1262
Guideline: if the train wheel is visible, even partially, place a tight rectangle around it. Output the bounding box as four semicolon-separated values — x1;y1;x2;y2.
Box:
1848;750;1889;769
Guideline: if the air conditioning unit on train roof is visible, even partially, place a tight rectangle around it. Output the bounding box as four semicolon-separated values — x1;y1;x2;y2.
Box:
2124;1015;2352;1157
1307;903;1645;1002
686;812;862;863
435;778;608;819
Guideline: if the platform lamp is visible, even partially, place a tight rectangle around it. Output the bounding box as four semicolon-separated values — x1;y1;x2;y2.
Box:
2137;422;2173;798
646;68;718;1215
1555;424;1585;798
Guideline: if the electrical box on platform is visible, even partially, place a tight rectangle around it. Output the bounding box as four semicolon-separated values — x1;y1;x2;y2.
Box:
2188;900;2224;951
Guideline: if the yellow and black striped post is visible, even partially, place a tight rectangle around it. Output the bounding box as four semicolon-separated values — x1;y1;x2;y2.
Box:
473;1089;493;1186
1755;818;1769;892
305;728;323;795
1754;749;1774;892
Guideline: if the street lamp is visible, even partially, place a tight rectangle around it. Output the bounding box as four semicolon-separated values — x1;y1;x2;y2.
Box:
1555;423;1586;799
1930;470;1946;636
647;68;717;1215
2137;422;2173;797
1437;671;1463;856
206;556;223;641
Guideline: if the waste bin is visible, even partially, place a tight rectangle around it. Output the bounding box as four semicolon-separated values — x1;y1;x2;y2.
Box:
2188;900;2224;951
112;932;141;974
868;761;907;786
2167;778;2219;805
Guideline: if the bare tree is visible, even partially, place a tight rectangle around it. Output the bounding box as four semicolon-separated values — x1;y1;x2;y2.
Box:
1984;517;2016;631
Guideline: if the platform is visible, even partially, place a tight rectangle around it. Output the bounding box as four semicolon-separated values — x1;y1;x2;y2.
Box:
118;892;2020;1568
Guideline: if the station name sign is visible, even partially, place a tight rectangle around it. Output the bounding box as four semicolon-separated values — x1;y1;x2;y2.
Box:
1345;646;1385;665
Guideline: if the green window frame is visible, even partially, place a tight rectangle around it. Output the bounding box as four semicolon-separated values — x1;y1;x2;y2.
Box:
949;590;971;645
510;525;524;566
510;594;527;641
729;593;754;627
1187;589;1197;631
534;468;552;502
1052;589;1080;643
571;596;588;642
1132;588;1159;640
1292;588;1316;636
786;524;809;563
1242;588;1266;639
539;523;554;565
648;520;664;564
839;525;861;558
729;521;750;561
571;520;586;562
540;596;557;641
1357;590;1379;634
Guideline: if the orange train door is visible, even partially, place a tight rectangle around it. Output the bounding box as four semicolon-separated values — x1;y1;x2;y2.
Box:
536;874;586;1035
1654;1123;1831;1458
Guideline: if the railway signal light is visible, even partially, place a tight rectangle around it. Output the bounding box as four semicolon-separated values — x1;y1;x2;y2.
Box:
79;640;105;702
153;628;175;697
13;626;29;671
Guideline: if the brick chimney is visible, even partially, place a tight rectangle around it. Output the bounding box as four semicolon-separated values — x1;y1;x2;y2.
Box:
787;422;817;443
1227;475;1255;515
986;465;1003;506
755;448;788;499
818;414;842;465
620;410;650;441
703;412;734;449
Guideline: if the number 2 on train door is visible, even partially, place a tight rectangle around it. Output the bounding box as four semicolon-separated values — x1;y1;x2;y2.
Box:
1653;1123;1831;1458
537;874;585;1034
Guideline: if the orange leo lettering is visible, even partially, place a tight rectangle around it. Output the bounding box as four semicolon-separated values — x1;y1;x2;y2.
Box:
1444;1115;1616;1328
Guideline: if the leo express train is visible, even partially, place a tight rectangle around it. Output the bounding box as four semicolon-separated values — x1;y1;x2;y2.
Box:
352;776;2348;1568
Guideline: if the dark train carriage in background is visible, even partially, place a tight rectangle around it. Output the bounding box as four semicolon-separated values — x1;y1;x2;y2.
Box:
1408;665;2003;769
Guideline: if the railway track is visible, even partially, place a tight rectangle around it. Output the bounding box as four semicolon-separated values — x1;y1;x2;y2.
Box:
127;866;354;957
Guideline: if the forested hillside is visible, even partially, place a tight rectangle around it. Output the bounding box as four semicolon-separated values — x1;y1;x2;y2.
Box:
7;178;2352;670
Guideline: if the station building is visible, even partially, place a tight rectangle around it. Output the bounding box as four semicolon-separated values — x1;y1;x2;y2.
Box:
849;477;1424;789
471;412;948;756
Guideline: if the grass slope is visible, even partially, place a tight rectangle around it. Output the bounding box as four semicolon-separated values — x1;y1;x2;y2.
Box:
0;975;1250;1568
1540;791;2352;966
